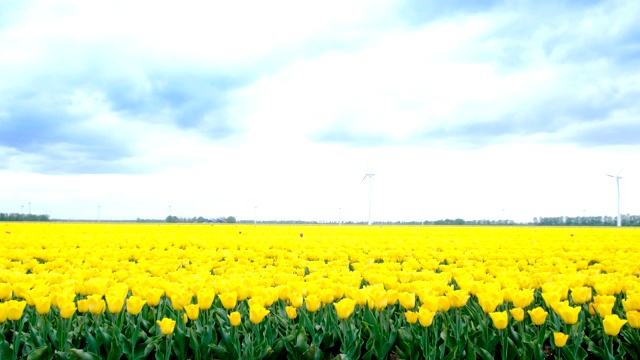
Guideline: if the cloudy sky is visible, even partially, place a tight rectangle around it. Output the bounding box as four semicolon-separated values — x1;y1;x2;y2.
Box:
1;0;639;223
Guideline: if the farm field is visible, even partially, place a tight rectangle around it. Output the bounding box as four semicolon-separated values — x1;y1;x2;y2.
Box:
1;223;640;359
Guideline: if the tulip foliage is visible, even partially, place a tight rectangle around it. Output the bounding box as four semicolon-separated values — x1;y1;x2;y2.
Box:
1;223;640;359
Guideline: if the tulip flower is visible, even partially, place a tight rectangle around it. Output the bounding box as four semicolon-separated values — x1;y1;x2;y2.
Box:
106;293;126;314
126;296;147;315
320;289;334;304
285;306;297;320
511;289;534;308
77;299;89;313
528;307;548;326
184;304;199;321
627;311;640;329
595;302;615;317
228;311;241;326
418;308;435;327
249;305;270;324
87;295;106;315
478;295;502;314
0;303;7;323
218;292;238;310
35;296;52;315
6;300;27;321
305;294;322;312
510;307;525;322
553;332;569;348
489;311;509;330
334;298;356;320
405;311;418;324
623;297;640;312
437;296;451;312
420;296;438;312
398;292;416;310
144;288;164;307
446;290;470;309
59;301;76;319
197;288;216;310
157;318;176;335
603;314;627;336
570;287;592;305
557;305;581;325
0;283;12;301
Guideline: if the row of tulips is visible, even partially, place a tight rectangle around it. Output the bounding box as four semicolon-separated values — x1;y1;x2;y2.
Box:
2;223;640;358
2;284;640;359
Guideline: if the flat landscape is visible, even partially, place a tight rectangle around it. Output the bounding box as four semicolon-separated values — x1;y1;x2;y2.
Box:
1;223;639;359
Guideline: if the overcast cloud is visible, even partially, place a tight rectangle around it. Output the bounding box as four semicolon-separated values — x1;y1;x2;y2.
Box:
1;0;639;222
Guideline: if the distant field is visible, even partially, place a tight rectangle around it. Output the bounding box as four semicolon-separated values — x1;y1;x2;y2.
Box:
1;223;639;359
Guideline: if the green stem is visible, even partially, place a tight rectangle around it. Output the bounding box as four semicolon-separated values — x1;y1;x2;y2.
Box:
164;335;172;360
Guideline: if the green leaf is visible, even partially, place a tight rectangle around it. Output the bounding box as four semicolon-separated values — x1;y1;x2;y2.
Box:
0;341;13;359
26;345;51;360
475;347;494;360
587;338;604;358
69;349;103;360
107;342;124;360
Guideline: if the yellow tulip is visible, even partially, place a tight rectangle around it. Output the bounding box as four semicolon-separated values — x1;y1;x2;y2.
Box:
184;304;199;321
106;293;126;314
6;300;27;321
446;290;469;309
510;307;525;322
170;291;192;311
334;298;356;320
528;307;548;326
320;289;334;304
289;292;304;308
437;296;451;312
35;296;52;315
77;299;89;313
218;292;238;310
144;288;164;307
59;301;76;319
305;294;322;312
126;296;147;315
626;311;640;329
405;311;418;324
603;314;627;336
553;332;569;348
0;303;7;323
286;306;297;320
197;288;216;310
489;311;508;330
228;311;241;326
478;294;502;314
511;289;534;308
623;297;640;312
595;303;614;317
87;295;106;315
0;283;12;301
557;305;581;325
418;308;435;327
570;287;592;305
398;292;416;310
420;296;438;312
157;317;176;335
249;305;270;324
368;287;388;310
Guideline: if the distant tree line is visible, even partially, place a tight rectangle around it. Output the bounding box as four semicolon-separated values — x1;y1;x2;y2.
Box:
0;213;50;221
165;216;236;224
534;215;640;226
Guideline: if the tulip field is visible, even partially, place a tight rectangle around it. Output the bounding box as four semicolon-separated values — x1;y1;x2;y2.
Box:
1;223;640;359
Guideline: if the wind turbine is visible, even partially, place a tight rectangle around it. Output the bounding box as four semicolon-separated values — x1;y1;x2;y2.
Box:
605;168;624;227
361;172;374;225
